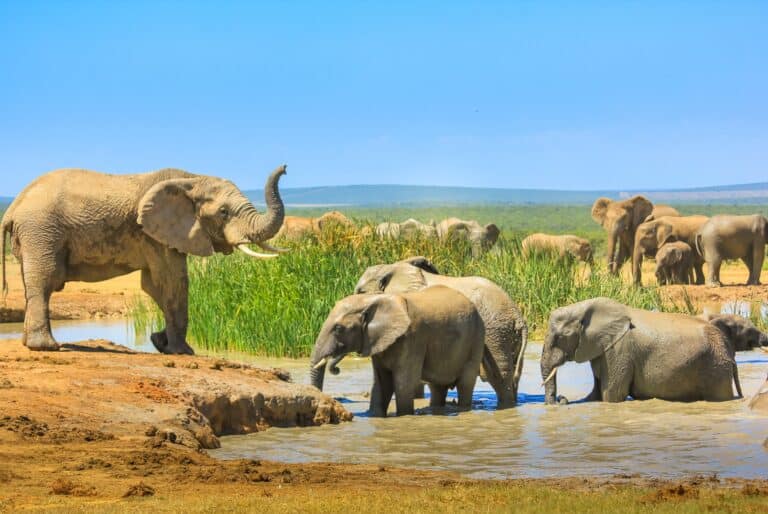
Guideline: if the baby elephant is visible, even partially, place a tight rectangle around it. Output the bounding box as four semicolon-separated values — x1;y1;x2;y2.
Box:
655;241;694;285
521;233;593;263
700;313;768;352
310;286;485;417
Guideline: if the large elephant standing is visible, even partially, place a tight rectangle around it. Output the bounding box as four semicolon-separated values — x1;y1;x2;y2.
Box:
310;287;485;416
591;196;678;275
695;214;768;286
1;166;287;354
632;215;709;285
436;217;500;257
319;257;528;408
540;297;742;404
521;233;593;263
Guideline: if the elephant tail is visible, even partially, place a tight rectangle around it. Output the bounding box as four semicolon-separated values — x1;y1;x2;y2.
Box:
733;362;743;399
694;232;704;258
512;316;528;398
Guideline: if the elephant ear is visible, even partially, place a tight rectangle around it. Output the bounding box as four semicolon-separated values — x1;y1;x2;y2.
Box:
591;198;612;226
361;295;410;357
630;196;654;231
137;178;214;256
485;223;500;245
402;256;440;275
575;301;633;363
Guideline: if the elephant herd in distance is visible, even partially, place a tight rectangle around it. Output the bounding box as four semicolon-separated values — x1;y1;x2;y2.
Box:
592;195;768;287
1;167;766;417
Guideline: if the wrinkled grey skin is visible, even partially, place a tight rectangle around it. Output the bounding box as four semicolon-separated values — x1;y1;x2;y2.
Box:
436;218;500;258
632;215;708;285
592;196;676;275
376;218;437;239
309;287;485;416
327;257;527;409
1;166;286;354
654;241;694;285
700;313;768;352
541;297;742;404
695;214;768;287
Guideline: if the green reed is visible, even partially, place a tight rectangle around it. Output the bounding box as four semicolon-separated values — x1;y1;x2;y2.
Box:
130;224;677;357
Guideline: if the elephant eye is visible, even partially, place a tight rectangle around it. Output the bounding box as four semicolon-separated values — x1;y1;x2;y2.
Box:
219;206;229;219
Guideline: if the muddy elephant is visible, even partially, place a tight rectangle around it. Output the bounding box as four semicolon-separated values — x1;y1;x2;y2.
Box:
695;214;768;287
632;215;708;285
275;211;354;241
1;166;287;354
592;196;677;274
541;297;742;404
310;286;485;416
521;233;593;263
700;313;768;352
376;218;436;239
334;256;528;408
654;241;694;285
436;218;500;257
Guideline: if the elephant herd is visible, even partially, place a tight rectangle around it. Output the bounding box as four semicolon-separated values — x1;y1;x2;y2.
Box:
593;195;768;287
1;167;765;417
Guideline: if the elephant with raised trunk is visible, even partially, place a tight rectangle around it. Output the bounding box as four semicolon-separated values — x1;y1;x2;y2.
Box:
323;257;527;409
436;218;500;258
592;196;678;275
695;214;768;287
310;286;485;416
632;215;708;285
521;233;593;263
1;165;287;354
541;298;742;404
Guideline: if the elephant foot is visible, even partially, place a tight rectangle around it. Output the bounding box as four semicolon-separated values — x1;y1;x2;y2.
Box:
24;332;60;351
746;279;761;286
706;281;722;288
150;331;195;355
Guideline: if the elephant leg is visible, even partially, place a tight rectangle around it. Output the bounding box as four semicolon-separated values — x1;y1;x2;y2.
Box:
482;338;516;409
21;251;64;351
599;360;633;402
413;383;426;399
429;384;448;408
749;243;764;285
370;366;394;417
141;258;193;355
455;366;478;409
706;255;722;287
693;259;705;285
393;370;419;416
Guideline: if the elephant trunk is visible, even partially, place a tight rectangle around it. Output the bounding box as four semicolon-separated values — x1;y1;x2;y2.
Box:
541;334;565;405
247;165;287;243
606;226;619;274
309;349;345;391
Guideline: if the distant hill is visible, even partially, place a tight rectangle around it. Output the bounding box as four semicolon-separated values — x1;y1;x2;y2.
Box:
246;182;768;207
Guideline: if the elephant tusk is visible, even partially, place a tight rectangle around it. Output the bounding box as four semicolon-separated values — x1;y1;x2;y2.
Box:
541;367;558;387
258;241;290;254
312;357;328;370
237;244;279;259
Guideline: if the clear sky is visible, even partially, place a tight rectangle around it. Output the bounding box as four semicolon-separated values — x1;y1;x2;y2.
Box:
1;1;766;195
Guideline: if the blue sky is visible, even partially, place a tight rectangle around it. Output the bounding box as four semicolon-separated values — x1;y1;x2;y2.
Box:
1;1;766;195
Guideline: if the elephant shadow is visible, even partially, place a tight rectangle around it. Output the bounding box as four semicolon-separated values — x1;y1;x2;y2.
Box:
60;342;137;354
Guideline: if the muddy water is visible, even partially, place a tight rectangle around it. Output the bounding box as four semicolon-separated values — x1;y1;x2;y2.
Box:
1;319;766;478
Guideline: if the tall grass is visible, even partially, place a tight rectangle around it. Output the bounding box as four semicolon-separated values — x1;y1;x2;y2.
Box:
131;225;673;357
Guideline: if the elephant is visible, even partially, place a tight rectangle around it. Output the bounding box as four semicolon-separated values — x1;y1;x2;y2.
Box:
699;313;768;352
540;297;742;404
0;165;287;354
436;217;500;257
521;233;593;263
328;256;528;409
309;286;485;417
643;204;681;222
654;241;694;285
376;219;437;239
275;210;353;241
632;215;709;285
749;375;768;413
694;214;768;286
591;196;678;275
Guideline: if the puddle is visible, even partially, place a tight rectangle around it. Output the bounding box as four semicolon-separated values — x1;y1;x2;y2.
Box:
1;319;766;479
